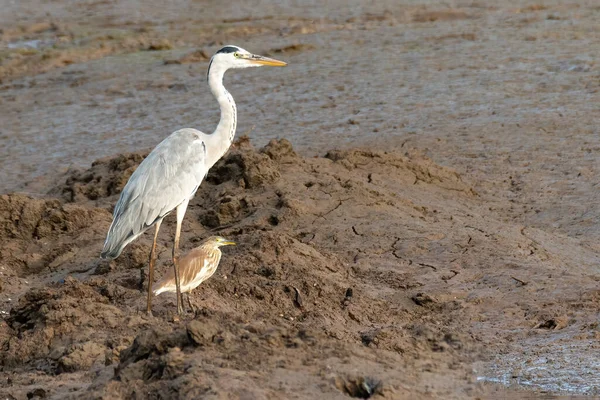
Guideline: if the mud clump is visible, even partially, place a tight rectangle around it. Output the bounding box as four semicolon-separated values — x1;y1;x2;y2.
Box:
411;292;437;307
198;195;252;228
1;277;128;373
58;341;107;373
260;138;299;163
199;138;299;228
52;152;147;203
146;38;173;51
207;136;281;188
116;327;190;378
209;150;280;188
105;317;322;398
186;319;219;346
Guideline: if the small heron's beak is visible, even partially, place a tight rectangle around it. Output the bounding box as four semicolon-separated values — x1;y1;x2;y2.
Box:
246;54;287;67
222;240;236;246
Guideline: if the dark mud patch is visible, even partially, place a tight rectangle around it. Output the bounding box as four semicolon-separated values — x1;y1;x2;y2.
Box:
267;43;316;55
411;9;472;23
163;49;210;65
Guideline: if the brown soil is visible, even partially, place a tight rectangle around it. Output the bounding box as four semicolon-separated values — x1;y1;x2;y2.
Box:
1;139;479;398
2;137;598;399
1;0;600;399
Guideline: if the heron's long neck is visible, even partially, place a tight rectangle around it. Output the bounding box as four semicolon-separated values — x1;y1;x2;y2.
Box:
206;67;237;168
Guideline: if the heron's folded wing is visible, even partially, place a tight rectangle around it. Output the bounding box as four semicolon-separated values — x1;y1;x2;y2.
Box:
103;129;208;257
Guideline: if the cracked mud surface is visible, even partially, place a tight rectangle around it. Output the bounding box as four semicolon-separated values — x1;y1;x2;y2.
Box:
1;0;600;398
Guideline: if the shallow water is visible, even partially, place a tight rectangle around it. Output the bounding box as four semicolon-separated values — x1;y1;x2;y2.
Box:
477;327;600;397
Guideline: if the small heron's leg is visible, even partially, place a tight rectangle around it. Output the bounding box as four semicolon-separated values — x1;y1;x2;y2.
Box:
146;219;162;314
186;292;195;313
173;198;190;315
138;269;145;292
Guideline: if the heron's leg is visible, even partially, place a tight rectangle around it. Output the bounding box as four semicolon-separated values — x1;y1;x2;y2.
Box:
146;219;162;314
173;198;190;315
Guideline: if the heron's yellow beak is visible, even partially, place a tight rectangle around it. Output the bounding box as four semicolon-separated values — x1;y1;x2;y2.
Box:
222;240;236;246
247;54;287;67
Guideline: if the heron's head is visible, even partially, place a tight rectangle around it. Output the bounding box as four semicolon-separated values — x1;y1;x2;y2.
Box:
207;45;286;78
205;235;236;247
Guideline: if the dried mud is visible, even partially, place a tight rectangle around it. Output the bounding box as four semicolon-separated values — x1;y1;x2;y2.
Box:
2;0;600;399
0;139;480;399
2;137;599;399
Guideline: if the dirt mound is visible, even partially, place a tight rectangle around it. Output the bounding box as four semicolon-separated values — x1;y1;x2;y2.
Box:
4;138;596;398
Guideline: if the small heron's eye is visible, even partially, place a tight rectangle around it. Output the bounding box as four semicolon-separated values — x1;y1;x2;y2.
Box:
233;52;240;58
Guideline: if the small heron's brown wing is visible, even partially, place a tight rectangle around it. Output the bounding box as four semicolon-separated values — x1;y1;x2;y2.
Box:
152;269;176;295
152;247;213;294
179;247;211;287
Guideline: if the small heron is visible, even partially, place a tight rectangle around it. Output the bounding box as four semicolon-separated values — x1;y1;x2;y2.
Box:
100;45;286;315
153;236;235;312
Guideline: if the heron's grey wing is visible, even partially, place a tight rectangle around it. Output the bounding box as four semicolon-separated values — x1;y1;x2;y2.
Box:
101;129;208;259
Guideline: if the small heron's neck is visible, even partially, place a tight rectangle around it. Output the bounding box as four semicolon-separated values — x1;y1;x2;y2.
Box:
206;65;237;168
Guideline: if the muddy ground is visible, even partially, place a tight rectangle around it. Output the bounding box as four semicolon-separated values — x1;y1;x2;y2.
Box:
1;0;600;399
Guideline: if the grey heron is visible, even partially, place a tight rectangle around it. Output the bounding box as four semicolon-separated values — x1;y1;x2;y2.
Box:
153;236;235;312
100;45;286;315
